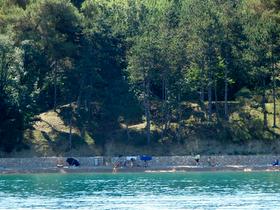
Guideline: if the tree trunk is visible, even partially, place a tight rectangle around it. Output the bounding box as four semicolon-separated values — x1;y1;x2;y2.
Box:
144;77;151;145
262;79;268;129
125;123;130;141
53;65;57;112
69;103;73;150
223;34;230;121
273;63;276;128
224;70;229;121
208;76;212;122
199;61;205;112
161;76;166;136
164;79;170;133
161;69;170;136
0;54;12;95
214;80;219;119
200;85;205;104
0;53;6;92
77;74;85;110
176;92;182;144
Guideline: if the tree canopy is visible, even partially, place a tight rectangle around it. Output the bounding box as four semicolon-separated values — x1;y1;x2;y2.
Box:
0;0;280;154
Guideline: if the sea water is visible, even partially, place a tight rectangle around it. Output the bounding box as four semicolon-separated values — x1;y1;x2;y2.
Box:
0;172;279;209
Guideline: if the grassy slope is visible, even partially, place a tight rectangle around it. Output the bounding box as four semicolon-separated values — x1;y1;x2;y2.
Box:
7;101;279;157
22;108;102;157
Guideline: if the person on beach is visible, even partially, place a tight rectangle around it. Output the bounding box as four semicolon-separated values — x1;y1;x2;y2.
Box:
194;154;200;165
66;157;80;167
56;158;64;168
113;156;123;173
140;155;152;167
130;158;136;167
113;161;120;173
207;156;213;167
272;159;279;166
113;165;117;173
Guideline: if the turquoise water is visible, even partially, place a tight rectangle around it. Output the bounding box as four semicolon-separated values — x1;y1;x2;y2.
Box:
0;172;279;209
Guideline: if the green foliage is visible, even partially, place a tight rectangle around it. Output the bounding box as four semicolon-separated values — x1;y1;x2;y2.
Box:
235;87;253;100
0;35;25;152
1;0;280;153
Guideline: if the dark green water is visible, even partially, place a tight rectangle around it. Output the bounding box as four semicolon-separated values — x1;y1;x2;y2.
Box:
0;172;279;209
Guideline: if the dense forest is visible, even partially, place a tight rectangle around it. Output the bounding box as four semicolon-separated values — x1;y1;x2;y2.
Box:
0;0;280;155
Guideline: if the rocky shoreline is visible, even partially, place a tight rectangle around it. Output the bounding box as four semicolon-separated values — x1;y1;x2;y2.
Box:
0;155;279;174
0;165;280;174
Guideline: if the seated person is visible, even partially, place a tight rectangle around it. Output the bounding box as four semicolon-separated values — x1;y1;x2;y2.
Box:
140;155;152;167
56;158;64;168
272;159;279;166
66;157;80;167
207;156;214;167
131;158;136;167
194;154;200;165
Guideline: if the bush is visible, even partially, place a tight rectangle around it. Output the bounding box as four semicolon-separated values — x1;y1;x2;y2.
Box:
235;87;252;101
0;97;24;152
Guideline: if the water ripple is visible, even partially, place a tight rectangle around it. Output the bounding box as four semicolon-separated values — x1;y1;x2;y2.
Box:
0;172;279;209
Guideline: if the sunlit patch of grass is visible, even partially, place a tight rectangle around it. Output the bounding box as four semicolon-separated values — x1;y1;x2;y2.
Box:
128;122;160;132
33;109;79;134
84;131;95;145
32;130;46;142
128;122;146;130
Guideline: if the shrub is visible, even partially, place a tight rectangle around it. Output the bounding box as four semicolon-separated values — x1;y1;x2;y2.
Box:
235;87;252;101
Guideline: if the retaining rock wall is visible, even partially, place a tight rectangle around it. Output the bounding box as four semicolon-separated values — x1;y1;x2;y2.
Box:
0;155;278;169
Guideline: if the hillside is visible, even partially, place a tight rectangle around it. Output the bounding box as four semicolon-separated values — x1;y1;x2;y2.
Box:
7;100;278;157
0;0;280;155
